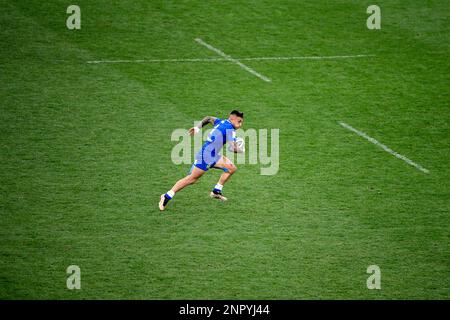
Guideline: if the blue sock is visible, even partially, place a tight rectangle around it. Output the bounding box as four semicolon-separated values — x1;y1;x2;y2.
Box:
212;184;223;193
165;190;175;199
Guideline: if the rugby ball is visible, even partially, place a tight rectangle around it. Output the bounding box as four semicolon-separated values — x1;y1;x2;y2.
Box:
229;137;245;153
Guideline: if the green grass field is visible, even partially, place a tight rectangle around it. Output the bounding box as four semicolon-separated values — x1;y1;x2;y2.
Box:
1;0;449;299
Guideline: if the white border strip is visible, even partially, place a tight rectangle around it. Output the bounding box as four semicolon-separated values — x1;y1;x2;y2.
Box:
339;121;429;174
86;54;374;64
194;38;271;82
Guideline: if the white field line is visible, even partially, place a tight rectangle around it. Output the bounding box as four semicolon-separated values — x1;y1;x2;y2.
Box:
240;54;375;61
194;38;271;82
87;58;225;64
339;122;430;174
86;54;374;64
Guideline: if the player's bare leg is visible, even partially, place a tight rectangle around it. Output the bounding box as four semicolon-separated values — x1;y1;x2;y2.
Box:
210;156;237;201
159;166;206;211
171;166;206;193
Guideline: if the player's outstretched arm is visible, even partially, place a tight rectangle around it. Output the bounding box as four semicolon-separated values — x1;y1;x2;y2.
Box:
187;116;217;135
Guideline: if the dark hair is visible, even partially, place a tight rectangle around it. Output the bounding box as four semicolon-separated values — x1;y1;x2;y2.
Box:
230;110;244;118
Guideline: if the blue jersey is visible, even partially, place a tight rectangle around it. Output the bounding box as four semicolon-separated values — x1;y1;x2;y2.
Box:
194;118;236;170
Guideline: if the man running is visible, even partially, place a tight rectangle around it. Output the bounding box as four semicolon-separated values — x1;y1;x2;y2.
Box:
159;110;244;211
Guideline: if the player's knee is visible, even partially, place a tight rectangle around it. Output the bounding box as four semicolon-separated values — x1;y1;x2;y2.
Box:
188;175;199;184
229;164;237;174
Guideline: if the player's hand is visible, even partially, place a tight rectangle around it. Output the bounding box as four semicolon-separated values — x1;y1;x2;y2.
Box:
229;141;244;153
187;127;200;136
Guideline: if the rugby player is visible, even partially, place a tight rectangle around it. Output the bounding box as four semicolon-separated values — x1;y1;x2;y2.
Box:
159;110;244;211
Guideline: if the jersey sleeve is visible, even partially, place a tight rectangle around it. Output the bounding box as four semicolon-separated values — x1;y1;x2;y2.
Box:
213;118;222;126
